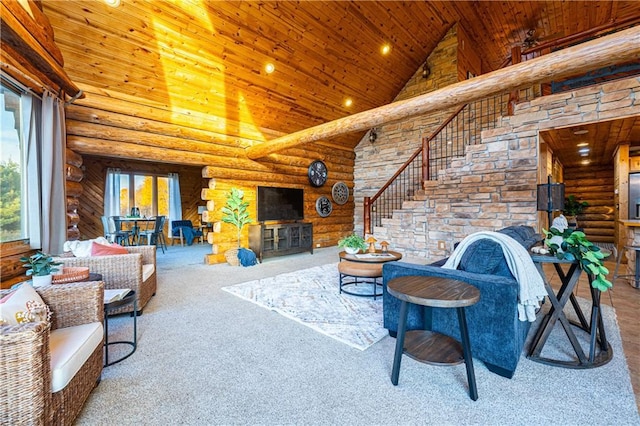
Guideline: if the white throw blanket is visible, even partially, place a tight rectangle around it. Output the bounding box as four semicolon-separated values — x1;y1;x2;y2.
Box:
63;237;111;257
442;231;547;322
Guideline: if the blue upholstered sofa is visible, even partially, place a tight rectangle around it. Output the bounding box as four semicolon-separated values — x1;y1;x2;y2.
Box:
382;226;541;378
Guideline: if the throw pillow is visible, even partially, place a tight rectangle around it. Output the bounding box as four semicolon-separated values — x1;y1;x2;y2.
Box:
91;242;128;256
0;283;51;326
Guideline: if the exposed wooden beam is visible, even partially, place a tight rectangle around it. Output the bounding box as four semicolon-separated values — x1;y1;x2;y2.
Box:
0;1;81;97
246;25;640;159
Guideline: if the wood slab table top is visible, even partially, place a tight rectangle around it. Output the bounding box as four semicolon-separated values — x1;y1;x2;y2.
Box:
387;275;479;308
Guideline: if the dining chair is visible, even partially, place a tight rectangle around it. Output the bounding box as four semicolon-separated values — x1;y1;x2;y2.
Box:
138;216;167;253
110;216;133;246
101;215;116;243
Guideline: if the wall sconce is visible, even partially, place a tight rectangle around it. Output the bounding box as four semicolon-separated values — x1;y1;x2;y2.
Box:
368;128;378;143
536;175;565;227
422;62;430;79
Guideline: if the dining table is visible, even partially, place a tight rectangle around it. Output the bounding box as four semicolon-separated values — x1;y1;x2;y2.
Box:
119;217;154;245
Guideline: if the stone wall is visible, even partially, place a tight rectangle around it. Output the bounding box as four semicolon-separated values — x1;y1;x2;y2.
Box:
372;76;640;264
353;25;461;235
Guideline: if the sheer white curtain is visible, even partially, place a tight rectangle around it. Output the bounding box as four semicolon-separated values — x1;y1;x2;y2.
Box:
39;92;66;254
104;168;121;217
168;173;182;226
24;93;41;249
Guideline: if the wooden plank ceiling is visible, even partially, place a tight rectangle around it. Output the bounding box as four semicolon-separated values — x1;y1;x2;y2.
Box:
41;0;640;150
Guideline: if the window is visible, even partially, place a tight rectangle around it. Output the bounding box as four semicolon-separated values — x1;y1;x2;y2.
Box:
0;82;26;242
119;172;169;217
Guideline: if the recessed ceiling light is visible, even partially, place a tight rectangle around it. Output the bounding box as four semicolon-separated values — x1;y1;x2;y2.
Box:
573;129;589;135
264;63;275;74
580;153;589;157
104;0;121;7
581;159;591;165
577;142;589;147
578;148;590;154
344;98;353;107
381;44;391;55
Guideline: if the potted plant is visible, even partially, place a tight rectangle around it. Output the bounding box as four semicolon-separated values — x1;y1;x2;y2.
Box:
221;188;252;265
563;195;588;229
338;233;367;254
543;228;612;291
20;251;62;287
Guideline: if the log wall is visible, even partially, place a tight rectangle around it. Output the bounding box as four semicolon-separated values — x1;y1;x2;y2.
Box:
564;166;615;244
79;156;206;241
65;86;356;263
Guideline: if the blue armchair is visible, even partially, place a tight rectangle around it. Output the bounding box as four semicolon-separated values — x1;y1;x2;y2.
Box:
170;220;203;246
382;226;541;379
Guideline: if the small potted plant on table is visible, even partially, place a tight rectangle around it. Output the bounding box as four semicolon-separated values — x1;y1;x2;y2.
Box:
20;251;62;287
338;233;368;254
543;228;612;291
563;195;588;229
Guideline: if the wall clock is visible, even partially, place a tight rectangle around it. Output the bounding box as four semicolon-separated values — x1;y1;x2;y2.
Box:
315;196;333;217
308;160;328;187
331;182;349;205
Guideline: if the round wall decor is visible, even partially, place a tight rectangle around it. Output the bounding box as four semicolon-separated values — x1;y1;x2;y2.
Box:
308;160;328;187
315;196;333;217
331;182;349;205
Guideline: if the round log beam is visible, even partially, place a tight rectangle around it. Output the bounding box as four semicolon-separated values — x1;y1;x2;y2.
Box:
246;26;640;159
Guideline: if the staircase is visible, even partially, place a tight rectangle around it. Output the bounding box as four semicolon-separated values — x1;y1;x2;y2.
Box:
363;91;513;235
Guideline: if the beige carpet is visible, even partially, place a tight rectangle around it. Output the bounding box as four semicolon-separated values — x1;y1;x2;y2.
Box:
75;245;639;425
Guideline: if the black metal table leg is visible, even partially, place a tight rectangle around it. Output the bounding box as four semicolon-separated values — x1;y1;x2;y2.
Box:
391;300;408;386
457;307;477;401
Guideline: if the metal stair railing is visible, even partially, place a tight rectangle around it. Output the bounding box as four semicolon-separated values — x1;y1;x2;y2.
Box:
363;92;510;234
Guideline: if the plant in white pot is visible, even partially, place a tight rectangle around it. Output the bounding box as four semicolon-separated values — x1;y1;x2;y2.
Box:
338;233;367;254
221;188;252;265
20;251;62;287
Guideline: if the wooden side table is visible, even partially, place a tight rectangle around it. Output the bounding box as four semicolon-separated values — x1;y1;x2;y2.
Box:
529;252;612;368
387;275;480;401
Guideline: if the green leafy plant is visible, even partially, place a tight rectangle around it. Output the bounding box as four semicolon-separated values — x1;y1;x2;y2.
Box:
221;188;251;248
337;233;367;251
563;195;588;216
543;228;612;291
20;251;62;277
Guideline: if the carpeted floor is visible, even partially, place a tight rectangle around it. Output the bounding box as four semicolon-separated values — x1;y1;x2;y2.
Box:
77;245;640;425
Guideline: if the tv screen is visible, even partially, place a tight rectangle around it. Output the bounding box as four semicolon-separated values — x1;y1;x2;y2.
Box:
257;186;304;222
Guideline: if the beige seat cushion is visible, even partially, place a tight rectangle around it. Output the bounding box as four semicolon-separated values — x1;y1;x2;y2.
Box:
338;261;383;278
142;264;155;282
49;322;103;393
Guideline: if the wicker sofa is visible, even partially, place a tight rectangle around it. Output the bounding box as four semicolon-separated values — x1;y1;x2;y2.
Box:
54;245;157;315
0;281;104;425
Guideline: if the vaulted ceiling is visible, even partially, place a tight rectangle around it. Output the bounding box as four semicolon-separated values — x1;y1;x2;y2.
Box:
41;0;640;151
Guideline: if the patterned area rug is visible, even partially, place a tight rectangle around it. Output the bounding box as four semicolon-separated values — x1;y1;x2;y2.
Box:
222;263;386;350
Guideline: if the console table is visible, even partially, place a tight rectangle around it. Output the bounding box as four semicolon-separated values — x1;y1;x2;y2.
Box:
249;222;313;262
528;252;612;368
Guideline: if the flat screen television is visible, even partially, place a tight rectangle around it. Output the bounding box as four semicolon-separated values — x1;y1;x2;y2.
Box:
257;186;304;222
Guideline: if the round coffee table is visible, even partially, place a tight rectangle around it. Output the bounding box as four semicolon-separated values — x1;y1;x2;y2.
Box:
338;250;402;299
